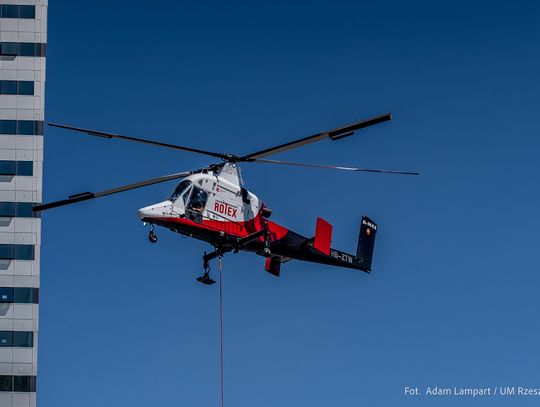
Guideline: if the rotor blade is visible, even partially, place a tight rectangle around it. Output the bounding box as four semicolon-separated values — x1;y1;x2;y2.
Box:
242;113;392;160
48;123;232;160
33;171;192;212
252;159;419;175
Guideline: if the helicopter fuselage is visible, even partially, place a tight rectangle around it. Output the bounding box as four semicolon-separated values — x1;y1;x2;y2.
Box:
137;169;374;275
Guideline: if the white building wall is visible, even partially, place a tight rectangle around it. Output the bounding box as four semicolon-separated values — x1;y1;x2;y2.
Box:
0;0;47;405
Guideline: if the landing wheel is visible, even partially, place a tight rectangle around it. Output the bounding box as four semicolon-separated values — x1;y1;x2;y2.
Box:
149;230;158;243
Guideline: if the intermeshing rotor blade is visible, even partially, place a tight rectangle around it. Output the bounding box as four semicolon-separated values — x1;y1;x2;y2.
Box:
252;159;419;175
48;123;232;160
241;113;392;160
33;171;192;212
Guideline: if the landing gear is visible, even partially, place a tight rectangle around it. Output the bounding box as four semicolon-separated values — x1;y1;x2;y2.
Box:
148;226;158;243
263;220;271;257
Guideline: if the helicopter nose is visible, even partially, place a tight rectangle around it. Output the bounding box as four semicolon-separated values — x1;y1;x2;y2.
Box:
137;200;173;220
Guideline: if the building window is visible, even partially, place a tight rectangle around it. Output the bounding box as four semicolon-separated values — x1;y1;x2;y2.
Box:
0;120;43;135
0;121;15;134
0;332;11;346
18;81;34;95
14;288;38;303
0;288;13;302
14;332;33;347
0;245;35;260
0;376;36;392
0;288;39;303
0;42;46;57
0;161;33;176
14;375;36;392
18;121;43;135
0;81;16;94
0;81;34;95
0;332;32;347
0;5;35;19
19;5;36;19
0;202;40;218
0;376;13;391
0;42;17;56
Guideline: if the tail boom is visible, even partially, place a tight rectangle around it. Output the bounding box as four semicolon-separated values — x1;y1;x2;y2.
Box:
310;215;378;272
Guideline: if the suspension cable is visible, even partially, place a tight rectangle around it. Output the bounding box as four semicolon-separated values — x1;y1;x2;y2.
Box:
218;256;225;407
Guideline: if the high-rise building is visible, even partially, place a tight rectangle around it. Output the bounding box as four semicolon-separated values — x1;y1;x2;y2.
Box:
0;1;47;406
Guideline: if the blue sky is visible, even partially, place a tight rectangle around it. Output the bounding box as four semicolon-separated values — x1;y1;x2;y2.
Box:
37;1;540;406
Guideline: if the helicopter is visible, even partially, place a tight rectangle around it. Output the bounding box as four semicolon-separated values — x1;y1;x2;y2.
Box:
34;113;418;285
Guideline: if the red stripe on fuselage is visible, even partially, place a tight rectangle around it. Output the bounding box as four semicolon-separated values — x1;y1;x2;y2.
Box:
153;209;289;242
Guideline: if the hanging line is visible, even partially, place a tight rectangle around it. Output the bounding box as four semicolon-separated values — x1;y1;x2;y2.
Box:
218;256;225;407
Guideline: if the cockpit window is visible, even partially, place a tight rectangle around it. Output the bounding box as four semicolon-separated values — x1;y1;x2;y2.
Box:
182;187;192;205
186;187;208;223
169;180;191;202
187;187;208;210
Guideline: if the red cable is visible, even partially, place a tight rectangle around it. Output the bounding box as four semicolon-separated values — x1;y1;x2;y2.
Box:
219;257;225;407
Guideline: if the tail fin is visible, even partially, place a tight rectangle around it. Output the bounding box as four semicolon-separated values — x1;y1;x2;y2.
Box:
265;257;281;277
356;216;378;271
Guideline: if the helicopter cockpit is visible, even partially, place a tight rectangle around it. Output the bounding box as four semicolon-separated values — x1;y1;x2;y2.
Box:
170;180;208;223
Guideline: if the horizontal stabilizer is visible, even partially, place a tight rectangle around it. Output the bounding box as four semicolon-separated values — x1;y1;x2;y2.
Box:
314;217;332;256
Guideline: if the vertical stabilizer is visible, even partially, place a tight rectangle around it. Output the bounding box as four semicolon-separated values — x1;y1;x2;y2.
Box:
356;216;378;271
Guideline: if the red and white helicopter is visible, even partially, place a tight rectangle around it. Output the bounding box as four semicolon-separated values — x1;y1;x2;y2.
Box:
35;113;418;284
